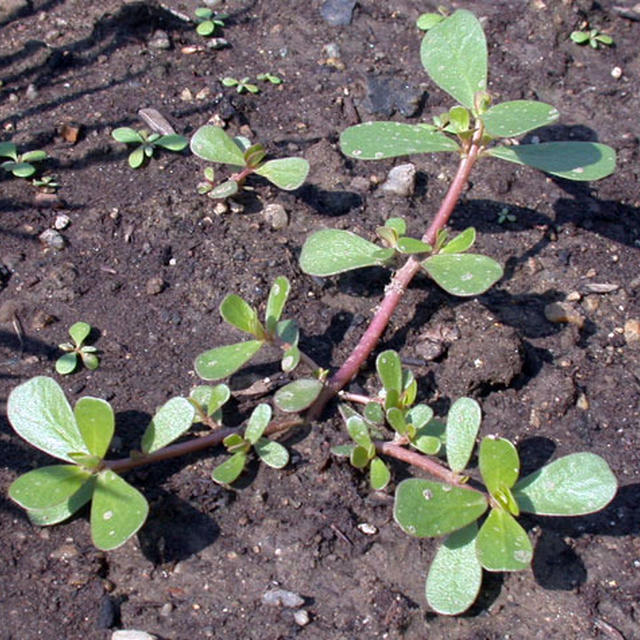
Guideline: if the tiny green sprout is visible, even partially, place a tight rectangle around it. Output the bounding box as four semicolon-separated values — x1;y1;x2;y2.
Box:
221;76;260;94
497;207;516;224
570;27;613;49
111;127;188;169
32;174;60;192
256;72;283;85
190;125;309;198
56;321;99;375
194;7;228;36
0;141;48;178
416;6;447;31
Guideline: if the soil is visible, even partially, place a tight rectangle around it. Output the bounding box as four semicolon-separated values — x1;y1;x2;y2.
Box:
1;0;640;638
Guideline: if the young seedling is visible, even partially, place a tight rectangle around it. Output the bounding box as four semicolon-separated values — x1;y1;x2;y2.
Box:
194;7;227;36
497;207;516;224
571;26;613;49
111;127;188;169
191;125;309;198
0;141;47;178
256;72;283;85
221;76;260;94
56;321;100;375
32;174;60;192
416;7;447;31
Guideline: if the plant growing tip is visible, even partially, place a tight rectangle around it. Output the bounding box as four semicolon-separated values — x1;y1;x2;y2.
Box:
195;7;227;37
56;321;100;374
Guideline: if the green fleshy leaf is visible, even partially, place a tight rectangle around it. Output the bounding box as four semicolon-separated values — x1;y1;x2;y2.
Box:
394;478;488;537
350;445;371;469
244;403;272;445
385;217;406;235
67;452;102;470
570;31;590;44
376;350;403;395
7;376;89;463
112;127;143;144
208;179;239;199
475;508;532;571
420;10;487;110
155;134;188;151
299;229;394;276
190;125;246;166
21;150;47;163
446;397;481;473
440;227;475;254
363;402;385;425
487;142;616;181
347;415;373;448
281;345;300;372
426;522;482;615
274;378;323;413
56;352;79;375
9;465;93;510
396;237;433;254
80;352;100;370
190;384;231;419
220;294;263;337
74;397;114;459
422;253;503;296
331;444;356;457
244;143;266;168
197;21;215;36
416;12;446;31
140;397;196;453
339;122;459;160
411;432;442;455
223;433;246;452
386;407;407;435
275;318;299;347
25;478;95;526
479;436;520;497
212;451;247;484
513;453;617;516
91;470;149;551
255;438;289;469
128;146;145;168
255;157;309;190
265;276;290;333
370;457;391;490
406;404;434;430
10;162;36;177
0;141;17;159
482;101;559;138
195;340;264;381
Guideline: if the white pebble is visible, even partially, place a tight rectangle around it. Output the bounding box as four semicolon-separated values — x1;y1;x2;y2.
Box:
611;66;622;79
294;609;310;626
357;523;378;535
261;588;304;608
112;631;157;640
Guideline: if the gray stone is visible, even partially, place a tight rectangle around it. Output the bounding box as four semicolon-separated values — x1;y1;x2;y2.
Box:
320;0;356;26
148;30;171;50
381;163;416;197
39;229;65;250
362;74;425;117
263;203;288;230
262;588;304;608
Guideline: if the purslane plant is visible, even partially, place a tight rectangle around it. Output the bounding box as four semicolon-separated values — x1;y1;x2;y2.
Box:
191;125;309;198
56;321;100;374
7;10;619;617
111;127;188;168
194;7;227;37
0;141;47;178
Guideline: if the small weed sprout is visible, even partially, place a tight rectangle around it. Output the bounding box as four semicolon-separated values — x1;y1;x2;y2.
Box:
256;72;283;85
497;207;516;224
0;141;47;178
111;127;188;169
221;76;260;94
56;321;99;375
571;25;613;49
32;175;60;192
195;7;228;37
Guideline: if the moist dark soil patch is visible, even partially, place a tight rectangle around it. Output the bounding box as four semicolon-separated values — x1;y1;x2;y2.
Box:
1;1;639;638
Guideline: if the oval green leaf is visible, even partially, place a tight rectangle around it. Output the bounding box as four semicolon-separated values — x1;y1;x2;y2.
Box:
281;345;300;372
91;470;149;551
420;10;487;110
112;127;143;144
406;404;434;430
212;451;246;484
21;150;47;163
10;162;36;177
370;456;391;490
189;383;231;419
479;436;520;497
128;146;145;168
81;352;100;370
195;340;264;381
482;100;559;138
274;378;323;413
445;397;481;473
26;478;95;526
475;508;532;571
190;125;246;166
155;134;188;151
244;403;272;444
487;142;616;181
513;452;617;516
265;276;290;332
426;522;482;615
208;179;239;198
255;438;289;469
56;352;78;375
340;122;459;160
347;415;373;448
74;397;114;459
254;157;309;190
9;465;92;510
440;227;476;254
220;294;262;336
422;253;503;296
350;445;370;469
299;229;394;276
7;376;89;463
394;478;488;538
141;397;196;454
376;350;403;395
396;237;433;254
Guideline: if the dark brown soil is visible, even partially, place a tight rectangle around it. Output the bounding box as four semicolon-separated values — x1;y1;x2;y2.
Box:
1;1;639;638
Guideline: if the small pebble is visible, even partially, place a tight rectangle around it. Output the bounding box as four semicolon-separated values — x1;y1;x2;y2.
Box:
148;29;171;50
261;588;304;608
357;523;378;535
229;200;244;214
39;228;65;249
180;87;193;102
112;632;157;640
49;543;79;560
544;301;584;328
145;276;165;295
263;203;288;229
381;163;416;197
565;291;581;302
25;83;38;100
207;38;229;50
624;318;640;346
320;0;356;26
54;214;71;230
293;609;310;626
576;393;590;410
611;66;622;79
196;86;211;100
213;202;228;215
159;603;173;617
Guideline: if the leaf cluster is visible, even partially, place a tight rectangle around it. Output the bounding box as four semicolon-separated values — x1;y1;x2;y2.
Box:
111;127;188;169
191;125;309;198
194;7;228;37
56;321;100;375
570;27;613;49
0;141;47;178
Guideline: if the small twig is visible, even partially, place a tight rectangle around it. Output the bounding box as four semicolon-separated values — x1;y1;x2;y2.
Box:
338;391;379;405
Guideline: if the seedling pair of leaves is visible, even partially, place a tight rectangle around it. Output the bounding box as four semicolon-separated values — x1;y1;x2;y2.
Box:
111;127;188;168
339;10;615;179
570;28;613;49
212;403;289;484
300;218;504;298
194;7;227;36
392;398;617;615
56;321;99;375
0;141;47;178
7;377;196;550
190;125;309;199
